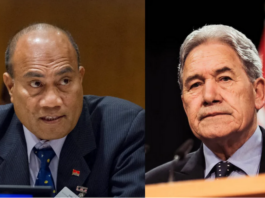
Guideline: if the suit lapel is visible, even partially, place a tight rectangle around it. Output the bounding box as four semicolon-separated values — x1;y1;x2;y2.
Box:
57;99;96;194
174;145;205;181
258;126;265;173
0;114;30;185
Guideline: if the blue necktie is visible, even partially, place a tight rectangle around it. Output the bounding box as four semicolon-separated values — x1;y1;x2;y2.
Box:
33;147;56;196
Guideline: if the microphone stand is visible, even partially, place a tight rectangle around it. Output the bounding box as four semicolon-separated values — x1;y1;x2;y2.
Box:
168;139;194;182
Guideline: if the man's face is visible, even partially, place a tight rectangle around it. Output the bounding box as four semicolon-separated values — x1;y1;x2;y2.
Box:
181;41;263;142
4;30;85;140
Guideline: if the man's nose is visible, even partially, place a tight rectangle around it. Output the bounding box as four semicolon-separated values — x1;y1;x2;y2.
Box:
39;88;63;108
202;80;222;106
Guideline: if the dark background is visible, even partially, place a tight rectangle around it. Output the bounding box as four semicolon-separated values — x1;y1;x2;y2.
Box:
146;1;265;172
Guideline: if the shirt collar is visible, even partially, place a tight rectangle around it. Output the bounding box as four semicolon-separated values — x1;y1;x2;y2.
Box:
23;125;67;162
204;126;262;178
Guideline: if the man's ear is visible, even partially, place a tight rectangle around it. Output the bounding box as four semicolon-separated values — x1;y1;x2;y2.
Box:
78;66;85;83
254;77;265;110
3;72;14;103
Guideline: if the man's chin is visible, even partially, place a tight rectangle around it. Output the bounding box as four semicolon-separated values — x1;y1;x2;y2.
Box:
195;126;236;141
31;128;70;140
199;132;232;141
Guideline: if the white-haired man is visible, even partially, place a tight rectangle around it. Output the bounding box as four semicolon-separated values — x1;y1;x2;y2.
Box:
146;24;265;183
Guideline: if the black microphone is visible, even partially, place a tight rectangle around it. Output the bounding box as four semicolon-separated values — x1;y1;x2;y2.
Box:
168;139;194;182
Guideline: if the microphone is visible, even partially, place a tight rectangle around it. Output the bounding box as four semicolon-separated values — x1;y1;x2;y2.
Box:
168;139;194;182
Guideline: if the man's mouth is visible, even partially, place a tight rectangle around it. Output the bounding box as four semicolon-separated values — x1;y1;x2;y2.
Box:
201;112;229;120
40;115;65;122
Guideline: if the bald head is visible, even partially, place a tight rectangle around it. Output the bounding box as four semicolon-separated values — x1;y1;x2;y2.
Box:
5;23;80;78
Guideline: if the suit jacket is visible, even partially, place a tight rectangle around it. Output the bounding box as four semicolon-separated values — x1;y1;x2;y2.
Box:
146;127;265;184
0;95;145;197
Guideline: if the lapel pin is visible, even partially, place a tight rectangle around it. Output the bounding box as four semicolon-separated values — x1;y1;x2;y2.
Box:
76;186;88;197
72;169;80;176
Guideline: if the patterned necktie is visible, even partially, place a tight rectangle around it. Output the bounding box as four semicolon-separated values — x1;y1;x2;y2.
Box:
33;147;56;196
215;161;235;178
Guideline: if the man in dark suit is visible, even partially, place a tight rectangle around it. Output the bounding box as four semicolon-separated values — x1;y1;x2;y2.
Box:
0;23;144;197
146;24;265;184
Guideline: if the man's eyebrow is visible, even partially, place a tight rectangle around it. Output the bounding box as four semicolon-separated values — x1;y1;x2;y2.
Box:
23;72;44;78
184;74;204;88
214;66;235;75
55;66;75;76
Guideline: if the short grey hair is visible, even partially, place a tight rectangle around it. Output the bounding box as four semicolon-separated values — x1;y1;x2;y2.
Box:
178;24;262;91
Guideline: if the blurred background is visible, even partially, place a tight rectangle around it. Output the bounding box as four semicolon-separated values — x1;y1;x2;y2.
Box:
146;1;265;171
0;0;145;108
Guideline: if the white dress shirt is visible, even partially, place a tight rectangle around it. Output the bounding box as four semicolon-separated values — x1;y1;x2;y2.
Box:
23;125;67;188
204;126;262;179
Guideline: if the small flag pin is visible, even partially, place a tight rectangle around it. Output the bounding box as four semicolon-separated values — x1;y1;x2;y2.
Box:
72;169;80;176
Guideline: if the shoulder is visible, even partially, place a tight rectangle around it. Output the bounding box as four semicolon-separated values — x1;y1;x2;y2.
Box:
145;161;172;184
0;103;15;116
0;104;16;135
0;104;17;141
83;95;144;138
145;152;194;184
83;95;143;114
83;95;144;125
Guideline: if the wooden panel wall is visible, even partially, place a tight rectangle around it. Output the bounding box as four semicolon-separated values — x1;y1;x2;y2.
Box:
0;0;145;108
